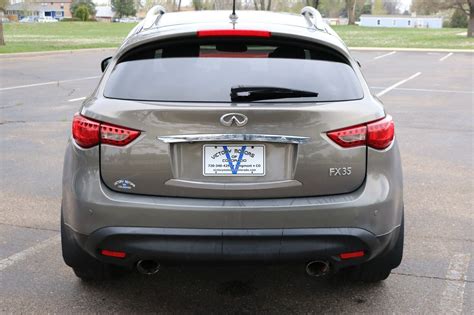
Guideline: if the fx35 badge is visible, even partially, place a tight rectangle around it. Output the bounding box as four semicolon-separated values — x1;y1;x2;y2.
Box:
329;167;352;176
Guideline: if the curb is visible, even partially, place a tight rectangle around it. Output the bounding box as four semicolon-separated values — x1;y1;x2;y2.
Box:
0;47;117;58
349;47;473;53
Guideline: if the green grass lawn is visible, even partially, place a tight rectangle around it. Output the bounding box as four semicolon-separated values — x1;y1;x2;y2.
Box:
1;22;473;54
333;25;473;50
0;22;135;53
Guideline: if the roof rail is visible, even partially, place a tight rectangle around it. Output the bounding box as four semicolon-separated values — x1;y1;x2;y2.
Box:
142;5;166;30
301;6;327;32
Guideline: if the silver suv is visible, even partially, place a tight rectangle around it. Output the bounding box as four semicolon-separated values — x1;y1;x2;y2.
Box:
61;7;403;282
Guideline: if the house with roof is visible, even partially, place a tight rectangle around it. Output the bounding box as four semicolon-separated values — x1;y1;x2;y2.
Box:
6;0;72;20
359;15;443;29
95;6;114;22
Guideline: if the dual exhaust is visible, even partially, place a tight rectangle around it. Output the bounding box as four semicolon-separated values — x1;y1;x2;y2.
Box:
136;260;160;275
305;260;330;277
136;259;330;277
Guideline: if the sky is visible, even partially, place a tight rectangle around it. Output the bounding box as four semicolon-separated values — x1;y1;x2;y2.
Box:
399;0;413;12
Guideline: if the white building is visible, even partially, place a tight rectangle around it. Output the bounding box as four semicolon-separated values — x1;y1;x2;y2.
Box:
95;6;114;22
359;15;443;29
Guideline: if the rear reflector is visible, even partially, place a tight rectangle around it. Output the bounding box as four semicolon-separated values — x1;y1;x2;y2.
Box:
197;29;271;38
340;250;365;260
72;114;141;148
327;115;394;150
101;249;126;258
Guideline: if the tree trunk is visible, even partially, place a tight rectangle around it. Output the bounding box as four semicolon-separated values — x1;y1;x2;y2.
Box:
253;0;259;10
347;0;356;25
177;0;182;11
266;0;271;11
260;0;265;11
469;4;474;37
0;22;4;46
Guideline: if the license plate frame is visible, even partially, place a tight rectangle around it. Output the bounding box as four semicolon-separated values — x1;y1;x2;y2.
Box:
202;144;265;177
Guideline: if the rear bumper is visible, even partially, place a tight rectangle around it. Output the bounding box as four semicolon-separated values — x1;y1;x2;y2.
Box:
62;140;403;237
71;225;400;269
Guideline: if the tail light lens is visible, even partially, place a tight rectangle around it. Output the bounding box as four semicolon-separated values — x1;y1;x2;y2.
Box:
367;115;395;150
327;115;394;150
72;115;100;148
72;114;140;148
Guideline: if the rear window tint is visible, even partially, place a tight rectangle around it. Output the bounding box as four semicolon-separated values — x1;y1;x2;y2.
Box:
104;39;363;103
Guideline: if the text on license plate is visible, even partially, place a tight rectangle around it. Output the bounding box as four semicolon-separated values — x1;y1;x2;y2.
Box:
203;144;265;176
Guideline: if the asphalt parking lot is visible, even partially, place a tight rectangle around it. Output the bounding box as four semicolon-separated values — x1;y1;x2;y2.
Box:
0;48;473;313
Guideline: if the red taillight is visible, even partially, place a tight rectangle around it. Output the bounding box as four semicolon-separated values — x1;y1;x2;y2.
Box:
367;115;395;150
197;29;271;38
101;249;126;258
327;124;367;148
100;123;140;146
72;114;141;148
72;114;100;148
340;250;365;260
327;115;394;150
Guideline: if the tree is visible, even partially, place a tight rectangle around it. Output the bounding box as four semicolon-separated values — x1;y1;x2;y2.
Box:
71;0;96;17
74;4;90;21
451;0;473;37
0;0;9;46
372;0;386;14
384;0;401;14
112;0;137;17
346;0;357;24
192;0;202;10
305;0;320;9
411;0;473;37
451;7;468;27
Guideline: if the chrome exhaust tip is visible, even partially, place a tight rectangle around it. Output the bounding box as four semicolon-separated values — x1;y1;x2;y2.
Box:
305;260;330;277
136;260;160;275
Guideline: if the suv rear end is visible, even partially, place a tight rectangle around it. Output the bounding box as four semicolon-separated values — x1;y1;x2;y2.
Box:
61;8;403;282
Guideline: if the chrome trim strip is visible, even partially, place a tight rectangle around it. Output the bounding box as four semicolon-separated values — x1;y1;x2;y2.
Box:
158;134;310;144
165;179;303;190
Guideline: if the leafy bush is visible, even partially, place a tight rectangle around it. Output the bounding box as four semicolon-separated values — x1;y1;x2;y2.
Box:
75;5;90;21
450;9;468;28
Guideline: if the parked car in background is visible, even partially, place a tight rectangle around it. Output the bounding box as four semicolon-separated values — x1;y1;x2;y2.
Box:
38;16;58;23
118;17;140;23
19;16;39;23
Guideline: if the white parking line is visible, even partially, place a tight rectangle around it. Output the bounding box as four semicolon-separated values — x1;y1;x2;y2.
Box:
376;72;422;97
440;52;454;62
0;235;60;271
0;76;100;92
439;253;471;314
68;97;86;102
374;51;397;60
371;86;474;94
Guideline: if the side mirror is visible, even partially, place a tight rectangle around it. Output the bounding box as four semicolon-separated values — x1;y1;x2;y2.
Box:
101;56;112;72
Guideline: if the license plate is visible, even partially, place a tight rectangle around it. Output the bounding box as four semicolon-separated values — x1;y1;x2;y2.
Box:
203;144;265;176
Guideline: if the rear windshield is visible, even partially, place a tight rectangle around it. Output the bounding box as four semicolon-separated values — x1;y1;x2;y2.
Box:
104;39;364;103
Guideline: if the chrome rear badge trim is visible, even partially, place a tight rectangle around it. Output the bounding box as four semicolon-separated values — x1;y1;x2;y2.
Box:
157;134;310;144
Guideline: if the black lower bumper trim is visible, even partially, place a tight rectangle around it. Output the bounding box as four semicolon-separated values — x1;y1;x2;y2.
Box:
72;226;400;268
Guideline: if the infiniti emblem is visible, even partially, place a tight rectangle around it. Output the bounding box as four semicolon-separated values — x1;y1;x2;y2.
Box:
220;113;248;127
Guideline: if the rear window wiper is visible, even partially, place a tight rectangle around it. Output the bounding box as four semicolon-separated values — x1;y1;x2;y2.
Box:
230;86;319;102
